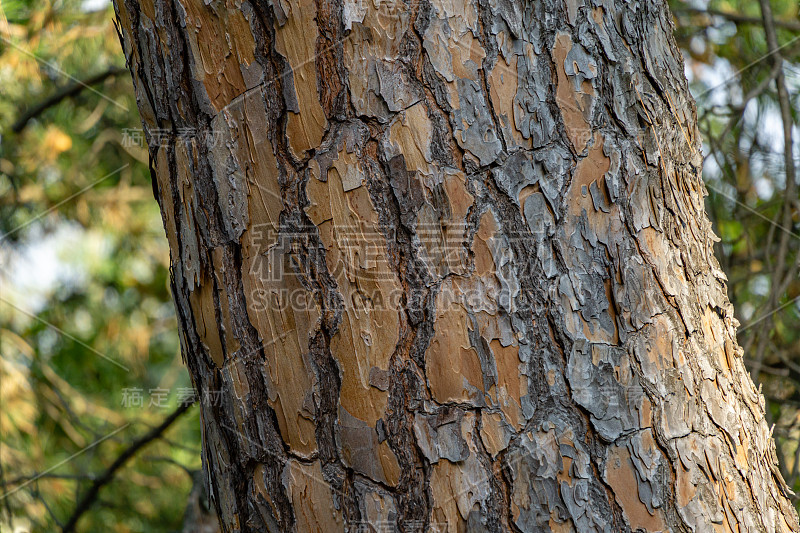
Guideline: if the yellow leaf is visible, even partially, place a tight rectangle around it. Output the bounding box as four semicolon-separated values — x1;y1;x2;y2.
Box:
43;126;73;157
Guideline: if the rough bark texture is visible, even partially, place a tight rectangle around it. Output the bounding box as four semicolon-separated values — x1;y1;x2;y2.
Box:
113;0;800;530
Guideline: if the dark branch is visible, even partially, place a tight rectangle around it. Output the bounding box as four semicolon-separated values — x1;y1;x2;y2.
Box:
11;66;127;134
61;401;195;533
675;7;800;33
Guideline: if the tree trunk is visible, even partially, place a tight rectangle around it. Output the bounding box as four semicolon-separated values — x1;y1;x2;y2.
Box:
112;0;799;530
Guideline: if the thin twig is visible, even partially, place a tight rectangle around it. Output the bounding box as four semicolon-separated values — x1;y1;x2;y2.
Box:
11;66;127;133
751;0;799;381
60;402;195;533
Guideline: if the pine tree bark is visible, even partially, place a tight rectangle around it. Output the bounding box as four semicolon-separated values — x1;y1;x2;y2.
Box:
113;0;799;530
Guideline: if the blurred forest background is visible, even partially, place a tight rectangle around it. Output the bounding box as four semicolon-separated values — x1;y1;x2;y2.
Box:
1;0;799;531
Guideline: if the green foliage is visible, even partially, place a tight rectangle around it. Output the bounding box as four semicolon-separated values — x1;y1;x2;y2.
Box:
0;1;199;531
